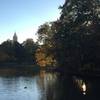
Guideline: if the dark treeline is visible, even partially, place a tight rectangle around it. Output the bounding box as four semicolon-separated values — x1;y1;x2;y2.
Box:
0;39;38;64
35;0;100;73
54;0;100;73
0;0;100;73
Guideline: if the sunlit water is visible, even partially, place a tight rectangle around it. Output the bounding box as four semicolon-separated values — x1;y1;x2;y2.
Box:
0;69;100;100
0;69;59;100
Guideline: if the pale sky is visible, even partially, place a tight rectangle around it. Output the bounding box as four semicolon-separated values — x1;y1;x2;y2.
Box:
0;0;64;44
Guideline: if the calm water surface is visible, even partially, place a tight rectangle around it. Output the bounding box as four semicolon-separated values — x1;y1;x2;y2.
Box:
0;69;100;100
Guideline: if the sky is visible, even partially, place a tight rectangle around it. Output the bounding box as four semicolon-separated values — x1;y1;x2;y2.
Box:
0;0;64;43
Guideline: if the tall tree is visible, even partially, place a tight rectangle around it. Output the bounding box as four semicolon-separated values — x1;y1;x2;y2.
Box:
36;22;57;67
54;0;100;71
22;39;38;63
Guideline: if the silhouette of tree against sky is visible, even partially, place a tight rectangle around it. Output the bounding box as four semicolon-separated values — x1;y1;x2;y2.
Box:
35;23;57;67
0;0;99;72
52;0;100;71
0;39;38;64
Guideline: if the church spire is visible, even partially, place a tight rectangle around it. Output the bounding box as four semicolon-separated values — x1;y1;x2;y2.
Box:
13;32;18;42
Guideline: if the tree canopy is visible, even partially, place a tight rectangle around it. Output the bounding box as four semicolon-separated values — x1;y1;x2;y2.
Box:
53;0;100;71
36;0;100;72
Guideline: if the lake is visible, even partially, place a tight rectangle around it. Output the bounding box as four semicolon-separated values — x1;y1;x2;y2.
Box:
0;68;99;100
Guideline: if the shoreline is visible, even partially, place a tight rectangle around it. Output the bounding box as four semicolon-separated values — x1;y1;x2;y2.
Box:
0;63;37;68
0;64;100;78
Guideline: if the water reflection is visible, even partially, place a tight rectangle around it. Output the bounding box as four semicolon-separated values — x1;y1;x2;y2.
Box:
73;76;87;95
38;70;58;100
82;83;86;95
0;69;100;100
0;69;60;100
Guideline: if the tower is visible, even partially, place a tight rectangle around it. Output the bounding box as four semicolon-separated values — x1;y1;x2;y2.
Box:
13;32;18;42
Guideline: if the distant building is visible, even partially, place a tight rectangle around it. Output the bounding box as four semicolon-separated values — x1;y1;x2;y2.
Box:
13;32;18;42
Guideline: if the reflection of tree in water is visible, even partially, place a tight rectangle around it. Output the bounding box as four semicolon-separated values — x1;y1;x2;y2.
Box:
37;72;79;100
36;71;100;100
37;71;85;100
37;70;59;100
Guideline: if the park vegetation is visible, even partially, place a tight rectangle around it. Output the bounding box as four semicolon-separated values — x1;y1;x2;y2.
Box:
36;0;100;73
0;0;100;74
0;39;38;65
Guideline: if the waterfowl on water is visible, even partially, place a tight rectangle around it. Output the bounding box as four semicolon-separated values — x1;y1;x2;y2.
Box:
24;86;27;89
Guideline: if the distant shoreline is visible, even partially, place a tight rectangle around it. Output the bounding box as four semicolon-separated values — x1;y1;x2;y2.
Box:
0;63;39;68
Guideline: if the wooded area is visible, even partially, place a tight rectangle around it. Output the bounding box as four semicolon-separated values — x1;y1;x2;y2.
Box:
0;0;100;74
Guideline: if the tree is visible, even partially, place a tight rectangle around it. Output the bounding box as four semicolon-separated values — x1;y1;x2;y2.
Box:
54;0;100;71
0;40;15;62
0;40;26;63
37;22;51;43
35;46;57;67
22;39;38;63
12;42;25;63
36;22;57;67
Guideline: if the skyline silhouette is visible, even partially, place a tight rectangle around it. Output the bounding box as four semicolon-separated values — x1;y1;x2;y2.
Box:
0;0;64;43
